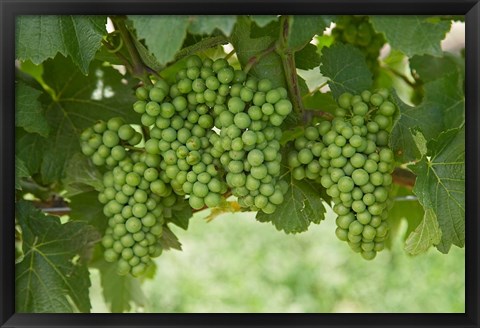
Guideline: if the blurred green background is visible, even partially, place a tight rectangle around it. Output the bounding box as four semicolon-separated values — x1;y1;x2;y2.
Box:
90;207;465;313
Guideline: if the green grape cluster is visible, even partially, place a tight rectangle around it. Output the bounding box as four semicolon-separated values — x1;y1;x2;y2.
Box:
331;15;386;73
210;76;292;214
288;89;397;260
80;117;142;168
98;152;168;276
133;55;293;214
79;54;296;274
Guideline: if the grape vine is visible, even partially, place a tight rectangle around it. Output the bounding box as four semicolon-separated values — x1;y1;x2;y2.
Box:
13;14;465;313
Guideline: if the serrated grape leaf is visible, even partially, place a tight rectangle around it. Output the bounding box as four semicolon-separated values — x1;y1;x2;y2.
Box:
390;72;464;163
160;226;182;251
320;43;373;100
405;207;442;255
16;128;47;176
256;177;327;234
370;16;451;58
130;16;190;65
15;201;100;313
16;81;50;137
250;15;279;28
410;52;464;83
69;191;107;233
63;153;103;197
165;198;193;230
94;259;146;313
16;16;106;74
409;126;465;253
15;156;30;190
287;15;334;51
295;43;321;70
302;91;337;114
188;15;237;36
38;55;139;183
231;16;286;88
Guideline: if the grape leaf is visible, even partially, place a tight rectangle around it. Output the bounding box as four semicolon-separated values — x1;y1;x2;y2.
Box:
231;16;286;88
320;43;373;99
16;16;106;74
15;156;30;190
370;16;451;57
409;126;465;253
287;15;333;51
15;201;100;313
188;15;237;36
250;15;279;28
405;207;442;255
69;191;107;233
94;259;146;313
160;226;182;251
16;129;47;176
390;72;464;163
165;198;193;230
302;91;337;114
38;55;139;183
63;153;103;197
130;15;190;65
295;43;321;70
16;81;50;137
256;177;327;234
410;52;464;83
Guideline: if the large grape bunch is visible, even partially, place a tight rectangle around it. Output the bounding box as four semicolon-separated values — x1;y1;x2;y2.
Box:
79;55;294;275
132;55;293;214
331;15;386;73
288;89;397;260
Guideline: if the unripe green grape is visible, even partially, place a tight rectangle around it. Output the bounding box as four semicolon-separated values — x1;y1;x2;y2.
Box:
370;93;384;106
234;112;251;129
233;70;247;83
204;193;221;208
107;117;125;132
189;195;205;209
379;101;396;116
337;92;353;109
349;220;364;235
376;130;389;146
149;87;166;103
335;228;349;241
118;125;135;140
274;99;292;116
217;67;234;84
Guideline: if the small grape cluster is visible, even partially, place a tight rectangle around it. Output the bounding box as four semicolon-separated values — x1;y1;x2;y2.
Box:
80;117;142;168
80;118;178;276
288;89;396;260
331;15;386;73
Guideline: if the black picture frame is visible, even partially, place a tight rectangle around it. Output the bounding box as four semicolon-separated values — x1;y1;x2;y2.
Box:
1;1;479;327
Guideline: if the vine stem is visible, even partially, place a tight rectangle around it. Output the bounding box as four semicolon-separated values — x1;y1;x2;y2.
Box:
392;167;416;189
302;81;329;99
243;42;277;75
110;16;152;86
383;65;417;88
277;16;304;116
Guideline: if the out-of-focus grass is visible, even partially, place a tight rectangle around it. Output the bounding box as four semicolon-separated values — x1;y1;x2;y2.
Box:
140;207;464;313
